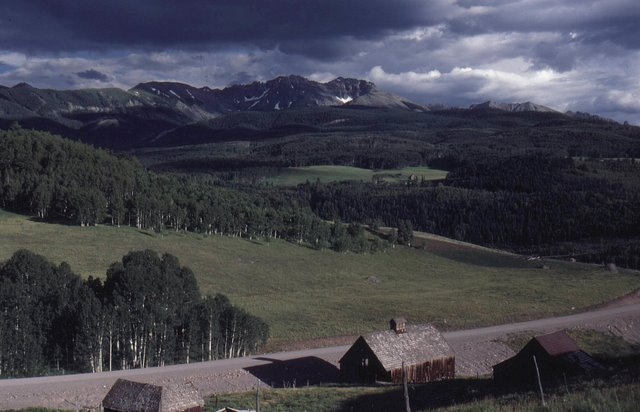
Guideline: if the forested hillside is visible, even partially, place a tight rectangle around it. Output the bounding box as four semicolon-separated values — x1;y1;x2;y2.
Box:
130;108;640;268
295;155;640;267
0;129;382;252
0;249;267;377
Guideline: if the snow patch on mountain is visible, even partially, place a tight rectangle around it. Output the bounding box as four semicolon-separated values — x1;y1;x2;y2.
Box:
244;89;270;102
335;96;353;104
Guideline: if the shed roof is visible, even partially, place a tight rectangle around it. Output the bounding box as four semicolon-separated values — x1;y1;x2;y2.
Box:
362;324;453;371
161;381;204;411
102;379;203;412
534;330;581;357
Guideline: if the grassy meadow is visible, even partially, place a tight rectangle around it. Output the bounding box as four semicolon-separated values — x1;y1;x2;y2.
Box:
1;208;638;347
264;165;448;186
208;379;640;412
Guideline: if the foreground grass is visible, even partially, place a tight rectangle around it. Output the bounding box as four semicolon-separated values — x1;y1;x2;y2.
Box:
265;165;448;186
1;208;638;346
7;409;64;412
208;379;640;412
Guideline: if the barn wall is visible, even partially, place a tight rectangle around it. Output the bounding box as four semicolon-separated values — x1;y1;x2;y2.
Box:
181;407;204;412
493;340;548;385
340;354;389;383
340;338;389;383
389;357;455;384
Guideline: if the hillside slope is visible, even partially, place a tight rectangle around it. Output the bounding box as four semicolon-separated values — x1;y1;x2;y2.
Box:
1;208;638;345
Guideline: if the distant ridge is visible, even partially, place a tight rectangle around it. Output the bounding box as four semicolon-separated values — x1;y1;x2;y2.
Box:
469;100;557;113
0;74;623;150
129;75;427;116
12;82;34;88
349;88;427;111
0;75;428;125
0;75;581;125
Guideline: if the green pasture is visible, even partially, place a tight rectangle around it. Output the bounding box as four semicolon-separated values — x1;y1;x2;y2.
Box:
265;165;448;186
209;380;640;412
1;208;638;347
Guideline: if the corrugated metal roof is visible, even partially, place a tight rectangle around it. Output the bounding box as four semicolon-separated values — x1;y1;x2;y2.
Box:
102;379;204;412
363;324;453;371
561;350;603;371
534;330;581;357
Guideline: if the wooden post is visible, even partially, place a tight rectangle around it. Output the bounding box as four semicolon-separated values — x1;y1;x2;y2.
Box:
403;361;411;412
256;379;260;412
533;355;546;407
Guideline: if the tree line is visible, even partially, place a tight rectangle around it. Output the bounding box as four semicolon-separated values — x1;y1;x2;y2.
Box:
0;249;267;377
295;155;640;267
0;129;381;252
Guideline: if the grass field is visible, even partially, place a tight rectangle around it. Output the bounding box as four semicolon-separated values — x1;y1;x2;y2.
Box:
265;165;448;186
1;208;638;347
208;379;640;412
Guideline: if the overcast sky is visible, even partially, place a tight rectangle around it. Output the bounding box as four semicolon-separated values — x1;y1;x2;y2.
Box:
1;0;638;124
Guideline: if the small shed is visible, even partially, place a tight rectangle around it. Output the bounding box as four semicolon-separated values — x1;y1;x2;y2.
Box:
102;379;204;412
493;330;602;385
339;319;455;384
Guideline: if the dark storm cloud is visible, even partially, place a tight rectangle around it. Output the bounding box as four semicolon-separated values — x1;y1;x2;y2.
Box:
76;69;109;82
531;42;580;72
444;0;640;72
0;0;443;57
449;0;640;48
580;17;640;50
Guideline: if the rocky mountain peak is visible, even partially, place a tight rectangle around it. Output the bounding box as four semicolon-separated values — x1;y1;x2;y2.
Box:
12;82;33;89
470;100;557;113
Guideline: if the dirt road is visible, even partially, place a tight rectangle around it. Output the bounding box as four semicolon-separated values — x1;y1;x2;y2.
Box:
1;303;638;410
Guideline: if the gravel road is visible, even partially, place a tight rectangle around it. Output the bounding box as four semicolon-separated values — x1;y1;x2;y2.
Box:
1;303;638;410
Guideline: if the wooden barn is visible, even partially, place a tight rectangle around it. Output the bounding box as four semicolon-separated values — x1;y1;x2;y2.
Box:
339;318;455;384
102;379;204;412
493;330;602;385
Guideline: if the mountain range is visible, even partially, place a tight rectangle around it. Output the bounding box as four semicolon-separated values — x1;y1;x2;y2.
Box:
0;74;597;149
0;76;425;122
469;100;556;113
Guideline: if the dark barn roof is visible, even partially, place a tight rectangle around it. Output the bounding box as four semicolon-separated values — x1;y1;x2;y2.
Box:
102;379;204;412
534;330;581;356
